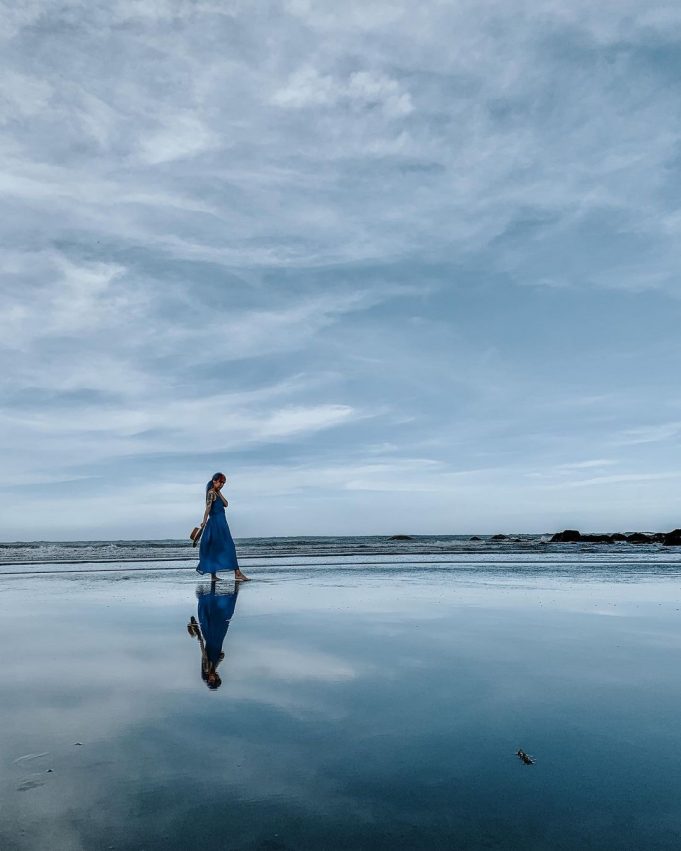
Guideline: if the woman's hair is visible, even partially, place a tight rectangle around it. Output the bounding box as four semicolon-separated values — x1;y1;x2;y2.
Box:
201;664;222;690
205;472;226;493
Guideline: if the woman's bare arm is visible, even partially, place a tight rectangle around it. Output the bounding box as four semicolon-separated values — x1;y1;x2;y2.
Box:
201;490;216;526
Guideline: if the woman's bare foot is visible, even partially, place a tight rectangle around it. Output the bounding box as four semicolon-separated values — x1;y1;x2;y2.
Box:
235;570;250;582
211;573;223;581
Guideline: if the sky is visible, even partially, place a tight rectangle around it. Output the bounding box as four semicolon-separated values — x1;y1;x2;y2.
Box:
2;0;681;540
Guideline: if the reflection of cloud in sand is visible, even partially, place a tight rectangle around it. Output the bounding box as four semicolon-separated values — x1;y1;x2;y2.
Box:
0;580;374;850
3;714;378;851
0;584;366;750
231;641;359;683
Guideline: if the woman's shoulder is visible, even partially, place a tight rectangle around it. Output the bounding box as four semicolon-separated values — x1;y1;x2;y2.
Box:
206;489;217;504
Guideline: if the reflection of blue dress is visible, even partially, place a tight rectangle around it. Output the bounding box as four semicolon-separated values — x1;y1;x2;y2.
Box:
197;493;239;575
198;590;238;664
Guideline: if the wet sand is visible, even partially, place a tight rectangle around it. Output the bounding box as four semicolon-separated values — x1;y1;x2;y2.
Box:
2;562;681;850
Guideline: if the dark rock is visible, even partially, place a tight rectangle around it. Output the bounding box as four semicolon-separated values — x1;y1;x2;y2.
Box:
389;534;414;541
626;533;652;544
580;534;615;544
550;529;582;543
469;536;482;541
491;534;508;540
663;529;681;546
550;529;667;544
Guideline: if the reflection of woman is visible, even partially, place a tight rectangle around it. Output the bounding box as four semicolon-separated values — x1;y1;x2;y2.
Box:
197;472;249;582
187;582;240;690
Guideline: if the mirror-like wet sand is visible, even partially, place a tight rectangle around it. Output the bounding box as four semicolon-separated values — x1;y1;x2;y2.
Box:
2;564;681;850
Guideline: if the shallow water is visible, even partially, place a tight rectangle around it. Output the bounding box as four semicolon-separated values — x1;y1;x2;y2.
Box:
1;562;681;850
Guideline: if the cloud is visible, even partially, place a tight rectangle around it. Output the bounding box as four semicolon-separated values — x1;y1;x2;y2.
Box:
0;388;368;487
273;67;413;118
0;70;52;121
546;472;681;489
612;422;681;447
555;459;618;471
137;113;221;164
2;1;681;536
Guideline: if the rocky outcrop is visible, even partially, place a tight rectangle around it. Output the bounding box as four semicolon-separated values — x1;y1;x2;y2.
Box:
469;536;482;541
626;533;652;544
550;529;676;545
550;529;582;542
491;534;508;540
663;529;681;546
389;534;414;541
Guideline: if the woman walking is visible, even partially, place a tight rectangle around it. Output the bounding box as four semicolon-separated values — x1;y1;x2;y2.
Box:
196;473;249;582
187;581;240;690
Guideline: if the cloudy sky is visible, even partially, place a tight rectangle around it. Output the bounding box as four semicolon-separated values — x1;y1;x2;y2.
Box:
2;0;681;539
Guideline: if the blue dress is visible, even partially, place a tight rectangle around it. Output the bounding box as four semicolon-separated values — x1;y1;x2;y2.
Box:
197;491;239;575
197;588;239;664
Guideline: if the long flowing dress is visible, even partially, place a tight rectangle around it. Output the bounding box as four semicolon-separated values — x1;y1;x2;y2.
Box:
196;490;239;575
197;586;239;665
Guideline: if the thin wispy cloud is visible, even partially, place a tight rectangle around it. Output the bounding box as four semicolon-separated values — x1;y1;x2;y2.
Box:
613;422;681;447
1;0;681;537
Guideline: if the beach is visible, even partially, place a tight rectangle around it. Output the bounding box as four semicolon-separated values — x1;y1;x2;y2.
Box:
5;2;680;848
2;538;681;849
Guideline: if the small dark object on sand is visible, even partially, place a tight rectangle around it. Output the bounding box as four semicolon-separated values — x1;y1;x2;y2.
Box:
73;742;83;746
516;749;535;765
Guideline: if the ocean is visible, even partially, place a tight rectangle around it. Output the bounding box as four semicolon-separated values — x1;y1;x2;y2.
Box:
1;534;551;565
2;534;680;579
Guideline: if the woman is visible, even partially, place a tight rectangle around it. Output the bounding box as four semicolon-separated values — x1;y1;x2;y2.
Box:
196;472;249;582
187;581;240;690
